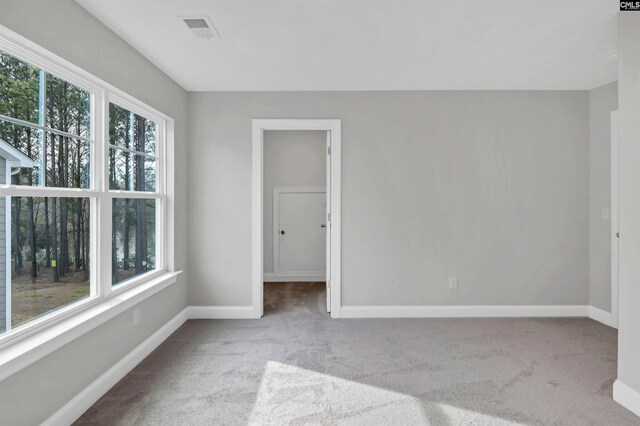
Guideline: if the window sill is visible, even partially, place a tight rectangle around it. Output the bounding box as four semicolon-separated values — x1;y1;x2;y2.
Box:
0;271;182;383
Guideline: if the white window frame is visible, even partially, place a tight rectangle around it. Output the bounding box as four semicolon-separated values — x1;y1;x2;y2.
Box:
106;93;168;295
0;25;176;351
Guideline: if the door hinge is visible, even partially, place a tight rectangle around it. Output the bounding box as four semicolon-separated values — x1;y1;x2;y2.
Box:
327;146;331;155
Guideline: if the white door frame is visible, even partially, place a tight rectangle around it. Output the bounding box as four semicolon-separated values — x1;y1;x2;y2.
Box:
611;110;620;328
272;186;326;280
252;119;342;318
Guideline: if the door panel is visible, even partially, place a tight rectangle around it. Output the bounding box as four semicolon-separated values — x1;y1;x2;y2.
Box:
277;191;326;273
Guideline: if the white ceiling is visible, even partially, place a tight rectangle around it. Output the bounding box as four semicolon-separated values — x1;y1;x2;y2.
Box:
76;0;618;92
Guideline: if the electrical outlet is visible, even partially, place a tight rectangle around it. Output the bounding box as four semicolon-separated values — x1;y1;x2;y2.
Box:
449;276;458;290
133;308;141;326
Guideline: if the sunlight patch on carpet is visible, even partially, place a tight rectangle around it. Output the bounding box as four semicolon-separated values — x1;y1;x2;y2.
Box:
248;361;526;425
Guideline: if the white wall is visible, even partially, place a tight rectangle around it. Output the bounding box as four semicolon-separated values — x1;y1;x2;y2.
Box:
0;1;189;424
615;11;640;414
263;130;326;275
188;91;590;308
589;82;618;312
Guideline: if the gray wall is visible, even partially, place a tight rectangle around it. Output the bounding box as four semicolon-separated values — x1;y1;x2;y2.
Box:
0;1;189;424
263;130;326;275
188;91;590;307
588;82;618;312
617;11;640;402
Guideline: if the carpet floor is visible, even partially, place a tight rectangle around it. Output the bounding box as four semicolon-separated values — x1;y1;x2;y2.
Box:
76;282;640;425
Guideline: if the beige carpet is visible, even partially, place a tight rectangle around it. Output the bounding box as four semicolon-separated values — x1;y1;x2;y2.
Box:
76;282;640;425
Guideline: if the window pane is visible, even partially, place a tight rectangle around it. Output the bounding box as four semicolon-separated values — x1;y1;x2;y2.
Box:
143;156;156;191
0;50;40;124
46;132;90;188
112;198;156;286
46;74;91;139
0;120;41;186
0;121;90;188
2;197;91;333
109;148;155;192
109;103;156;156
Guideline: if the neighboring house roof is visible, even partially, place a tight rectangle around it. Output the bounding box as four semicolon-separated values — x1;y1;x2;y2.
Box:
0;138;35;169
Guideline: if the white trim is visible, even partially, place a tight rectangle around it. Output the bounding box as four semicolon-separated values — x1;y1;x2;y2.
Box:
27;302;618;424
611;110;620;329
0;186;102;198
325;131;331;313
108;144;157;160
251;123;263;319
588;305;618;329
5;166;11;333
252;119;342;319
0;271;180;383
187;306;255;319
272;186;326;277
42;304;255;424
614;380;640;418
340;305;590;319
263;273;326;282
43;306;189;426
110;269;170;296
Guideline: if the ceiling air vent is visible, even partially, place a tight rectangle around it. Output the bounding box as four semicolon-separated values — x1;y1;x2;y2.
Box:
180;16;219;40
184;18;209;29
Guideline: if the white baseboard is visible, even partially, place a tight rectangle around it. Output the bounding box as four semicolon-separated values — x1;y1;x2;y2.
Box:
187;305;255;319
43;305;253;424
614;380;640;418
340;305;590;318
40;302;605;425
44;307;189;426
263;273;325;282
588;305;618;329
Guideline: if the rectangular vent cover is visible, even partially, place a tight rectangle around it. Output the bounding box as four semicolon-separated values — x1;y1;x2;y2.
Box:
184;18;209;29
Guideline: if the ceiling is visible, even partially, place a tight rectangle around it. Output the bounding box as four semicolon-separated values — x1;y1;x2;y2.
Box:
76;0;618;92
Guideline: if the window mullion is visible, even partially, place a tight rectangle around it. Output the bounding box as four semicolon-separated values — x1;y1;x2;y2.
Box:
158;121;167;271
96;89;112;298
108;191;161;200
37;70;46;187
108;144;157;160
0;113;93;143
0;187;101;198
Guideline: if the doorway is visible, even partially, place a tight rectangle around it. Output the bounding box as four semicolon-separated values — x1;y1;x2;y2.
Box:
252;119;341;319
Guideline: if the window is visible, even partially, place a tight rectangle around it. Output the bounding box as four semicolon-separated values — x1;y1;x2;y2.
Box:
0;35;171;342
109;103;160;285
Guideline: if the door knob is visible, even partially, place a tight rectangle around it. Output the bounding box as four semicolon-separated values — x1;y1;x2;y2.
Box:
320;224;326;228
280;230;285;235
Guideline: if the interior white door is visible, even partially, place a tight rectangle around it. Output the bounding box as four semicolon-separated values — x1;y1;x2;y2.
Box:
325;131;331;313
277;190;326;275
